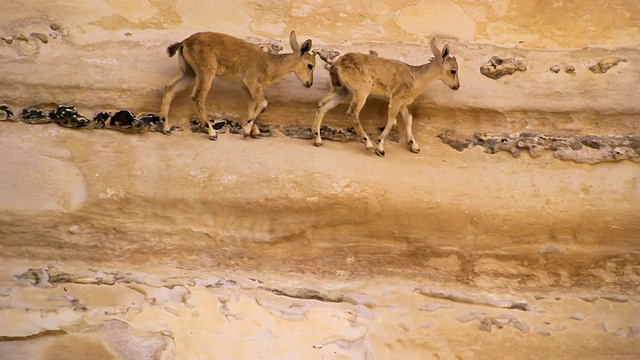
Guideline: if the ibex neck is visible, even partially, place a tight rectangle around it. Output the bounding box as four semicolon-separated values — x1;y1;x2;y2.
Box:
411;59;440;89
269;52;300;83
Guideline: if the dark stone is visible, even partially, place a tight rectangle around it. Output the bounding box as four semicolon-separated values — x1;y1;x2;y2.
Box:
21;108;51;124
110;110;136;127
482;138;498;153
569;141;583;150
190;117;271;137
279;125;313;139
317;125;357;142
30;33;49;44
377;126;400;143
581;136;602;149
256;123;272;136
93;112;111;127
624;136;640;154
224;119;244;134
50;105;91;128
436;130;473;152
509;303;531;311
0;104;13;120
212;121;226;130
134;113;162;129
478;317;494;332
600;296;629;303
519;132;537;138
259;286;343;303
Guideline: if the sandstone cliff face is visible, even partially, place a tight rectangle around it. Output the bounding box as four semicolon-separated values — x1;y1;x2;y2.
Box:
1;1;639;359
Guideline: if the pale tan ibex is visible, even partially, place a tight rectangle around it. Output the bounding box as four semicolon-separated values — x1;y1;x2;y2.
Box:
312;38;460;156
160;31;316;140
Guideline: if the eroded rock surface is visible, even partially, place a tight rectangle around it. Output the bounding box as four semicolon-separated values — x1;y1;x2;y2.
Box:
437;129;640;164
480;56;527;79
589;57;627;74
1;0;639;358
1;263;639;359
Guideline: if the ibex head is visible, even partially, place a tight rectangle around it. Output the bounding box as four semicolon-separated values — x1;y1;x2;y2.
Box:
430;38;460;90
289;31;316;88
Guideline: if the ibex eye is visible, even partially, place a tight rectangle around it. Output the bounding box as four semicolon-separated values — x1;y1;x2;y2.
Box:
450;69;457;75
307;64;314;70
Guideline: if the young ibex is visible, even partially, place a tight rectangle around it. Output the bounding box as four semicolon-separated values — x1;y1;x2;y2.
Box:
312;38;459;156
160;31;316;140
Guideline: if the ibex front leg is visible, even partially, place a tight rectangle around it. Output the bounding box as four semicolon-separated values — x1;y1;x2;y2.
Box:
400;105;420;153
375;99;402;157
242;81;268;138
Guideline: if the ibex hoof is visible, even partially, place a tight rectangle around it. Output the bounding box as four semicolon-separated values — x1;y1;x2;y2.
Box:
250;133;263;139
410;148;421;154
241;129;250;138
313;141;323;147
161;130;172;136
364;140;374;151
375;149;385;157
209;135;218;141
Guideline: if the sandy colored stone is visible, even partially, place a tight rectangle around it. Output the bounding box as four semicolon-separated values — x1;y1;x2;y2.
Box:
426;255;462;273
0;1;638;359
43;335;116;360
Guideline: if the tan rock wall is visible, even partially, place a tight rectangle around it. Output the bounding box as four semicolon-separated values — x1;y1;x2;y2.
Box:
4;0;638;47
1;0;638;119
1;1;639;359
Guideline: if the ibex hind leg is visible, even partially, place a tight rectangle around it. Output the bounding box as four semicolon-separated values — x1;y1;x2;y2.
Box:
185;49;218;141
191;72;217;140
346;91;374;152
312;87;348;147
160;73;193;135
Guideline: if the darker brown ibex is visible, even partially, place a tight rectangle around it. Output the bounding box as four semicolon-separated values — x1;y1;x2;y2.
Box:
160;31;316;140
312;38;460;156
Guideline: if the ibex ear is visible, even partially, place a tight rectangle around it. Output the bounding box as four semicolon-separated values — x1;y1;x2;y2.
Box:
441;44;450;59
300;39;312;55
430;37;442;62
289;31;300;53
